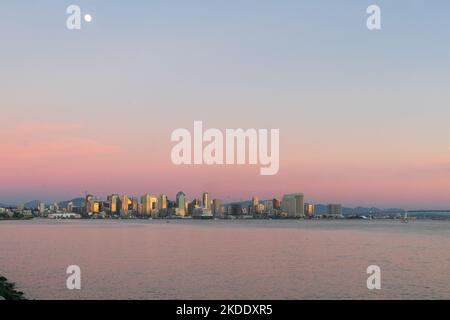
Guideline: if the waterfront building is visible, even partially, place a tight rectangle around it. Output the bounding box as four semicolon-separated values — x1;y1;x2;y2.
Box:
212;199;222;216
304;203;315;218
256;203;265;214
327;204;343;217
120;195;131;214
193;207;213;219
107;194;119;215
202;192;210;209
141;194;158;216
264;200;273;211
273;198;281;210
132;197;139;213
159;194;168;210
50;202;59;213
92;201;100;214
188;198;201;216
281;193;304;218
252;196;259;208
66;201;74;213
38;202;45;214
85;194;94;214
229;203;242;216
176;192;186;217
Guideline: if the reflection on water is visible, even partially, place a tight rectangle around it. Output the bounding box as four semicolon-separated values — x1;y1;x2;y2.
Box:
0;219;449;299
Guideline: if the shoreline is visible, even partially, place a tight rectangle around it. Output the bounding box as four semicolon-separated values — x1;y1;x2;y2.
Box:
0;275;25;300
1;216;450;222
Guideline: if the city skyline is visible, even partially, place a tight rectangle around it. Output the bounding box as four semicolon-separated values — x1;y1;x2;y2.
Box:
1;191;346;220
0;190;445;212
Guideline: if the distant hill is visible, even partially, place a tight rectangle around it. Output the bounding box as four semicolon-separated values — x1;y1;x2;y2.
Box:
4;197;86;209
58;197;85;208
24;200;40;209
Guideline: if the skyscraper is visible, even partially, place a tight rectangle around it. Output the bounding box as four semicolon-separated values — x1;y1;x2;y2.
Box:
141;194;158;216
273;198;281;210
229;203;242;216
202;192;210;209
176;192;186;217
327;204;343;217
251;196;260;214
107;194;119;215
121;195;130;214
304;203;315;218
85;194;94;214
92;201;100;213
188;198;201;216
38;202;45;214
252;196;259;208
212;199;222;216
66;201;74;213
132;197;139;213
281;193;304;218
159;194;168;210
264;200;273;211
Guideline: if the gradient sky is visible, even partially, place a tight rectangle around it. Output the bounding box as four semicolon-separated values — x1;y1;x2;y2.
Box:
1;1;450;208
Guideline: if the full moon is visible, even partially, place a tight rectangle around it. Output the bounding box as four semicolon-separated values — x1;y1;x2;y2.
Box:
84;14;92;22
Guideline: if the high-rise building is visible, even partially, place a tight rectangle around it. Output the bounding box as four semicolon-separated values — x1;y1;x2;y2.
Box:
273;198;281;210
176;192;186;217
281;193;304;218
38;202;45;214
141;194;158;216
92;201;100;213
66;201;74;213
251;196;260;214
252;196;259;208
121;195;130;214
264;200;273;211
107;194;119;215
229;203;242;216
131;197;139;213
212;199;222;216
202;192;210;209
85;194;94;214
256;203;265;214
50;202;59;213
159;194;168;210
188;198;201;216
304;203;315;218
327;204;343;217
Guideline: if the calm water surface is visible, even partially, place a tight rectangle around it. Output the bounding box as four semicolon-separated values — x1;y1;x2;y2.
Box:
0;219;449;299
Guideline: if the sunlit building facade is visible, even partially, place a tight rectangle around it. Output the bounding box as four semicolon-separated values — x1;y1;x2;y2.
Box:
281;193;304;218
212;199;222;216
304;203;315;218
176;192;186;217
202;192;210;209
159;194;168;210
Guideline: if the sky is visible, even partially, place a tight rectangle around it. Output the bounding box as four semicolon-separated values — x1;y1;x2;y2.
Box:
1;1;450;208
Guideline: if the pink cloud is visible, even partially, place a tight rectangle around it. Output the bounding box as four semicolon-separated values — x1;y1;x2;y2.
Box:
3;122;84;136
0;138;121;160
